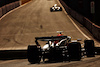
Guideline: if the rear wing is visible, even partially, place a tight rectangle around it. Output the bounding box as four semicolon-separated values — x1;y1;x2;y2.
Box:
35;36;67;41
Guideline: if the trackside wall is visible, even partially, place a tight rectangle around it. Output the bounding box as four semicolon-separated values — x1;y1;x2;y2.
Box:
20;0;31;5
0;1;20;18
0;0;32;18
0;8;2;17
59;0;100;41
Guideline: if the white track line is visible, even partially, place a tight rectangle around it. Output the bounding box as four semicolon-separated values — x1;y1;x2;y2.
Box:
57;0;91;40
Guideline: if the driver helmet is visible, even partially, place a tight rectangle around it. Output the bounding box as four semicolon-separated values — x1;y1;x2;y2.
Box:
57;32;63;36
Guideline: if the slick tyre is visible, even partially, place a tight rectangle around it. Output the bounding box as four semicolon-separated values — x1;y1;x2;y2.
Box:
27;45;41;64
68;42;81;61
60;7;62;11
50;8;53;12
84;40;95;57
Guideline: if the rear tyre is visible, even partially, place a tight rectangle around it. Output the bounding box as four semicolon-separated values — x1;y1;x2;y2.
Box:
50;8;53;12
68;42;81;61
60;7;62;11
27;45;41;64
84;40;95;57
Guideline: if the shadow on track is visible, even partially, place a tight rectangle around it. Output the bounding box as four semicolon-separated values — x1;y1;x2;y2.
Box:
0;47;100;60
0;50;27;60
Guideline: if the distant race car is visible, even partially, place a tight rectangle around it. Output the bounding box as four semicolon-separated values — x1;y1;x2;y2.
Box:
27;32;95;64
50;4;62;12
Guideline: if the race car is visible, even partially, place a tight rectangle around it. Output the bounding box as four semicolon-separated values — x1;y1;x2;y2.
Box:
27;35;95;64
50;4;62;12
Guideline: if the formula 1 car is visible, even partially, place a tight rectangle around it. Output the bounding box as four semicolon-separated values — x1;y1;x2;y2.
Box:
50;4;62;12
27;36;95;64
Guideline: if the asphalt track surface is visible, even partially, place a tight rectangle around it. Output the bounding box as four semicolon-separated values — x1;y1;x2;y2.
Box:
0;0;100;67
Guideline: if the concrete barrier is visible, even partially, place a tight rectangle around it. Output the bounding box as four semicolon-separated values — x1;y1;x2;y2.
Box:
70;10;76;18
15;1;20;7
5;4;11;12
9;3;15;10
21;0;31;5
0;1;20;18
1;6;7;15
83;17;93;33
75;13;84;25
59;0;70;14
12;2;16;9
9;3;13;10
92;24;100;40
59;0;84;24
0;8;2;17
5;2;17;12
59;0;100;41
83;18;100;40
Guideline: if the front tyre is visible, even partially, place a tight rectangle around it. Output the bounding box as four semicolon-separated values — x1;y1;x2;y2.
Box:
27;45;41;64
68;42;81;61
50;8;53;12
84;40;95;57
